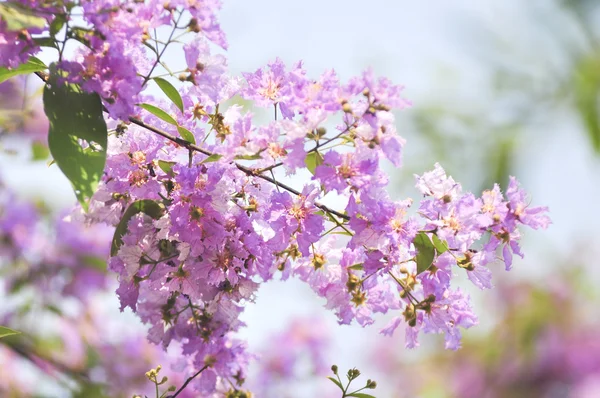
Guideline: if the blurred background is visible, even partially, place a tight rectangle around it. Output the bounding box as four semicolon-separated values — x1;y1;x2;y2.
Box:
1;0;600;397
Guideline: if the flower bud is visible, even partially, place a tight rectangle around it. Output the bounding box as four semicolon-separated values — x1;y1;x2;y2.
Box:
312;253;326;269
342;101;352;113
204;354;217;367
188;18;201;33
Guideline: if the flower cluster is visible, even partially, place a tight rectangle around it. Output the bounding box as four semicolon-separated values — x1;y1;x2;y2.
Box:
371;275;600;398
0;186;112;303
0;0;227;120
248;317;331;397
1;0;551;395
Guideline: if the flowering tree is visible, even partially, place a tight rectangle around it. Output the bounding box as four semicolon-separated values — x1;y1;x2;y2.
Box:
0;1;550;397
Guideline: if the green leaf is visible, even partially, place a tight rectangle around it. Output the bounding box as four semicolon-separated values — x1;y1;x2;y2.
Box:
73;383;108;398
348;263;364;271
31;141;49;161
332;230;353;236
139;103;178;125
49;14;66;36
177;126;196;144
413;232;435;274
0;3;46;31
44;67;107;211
347;394;376;398
201;153;223;164
0;57;47;84
573;55;600;154
327;377;344;391
305;151;324;175
82;255;107;273
154;77;184;113
432;234;448;254
32;37;58;49
45;304;63;315
0;326;20;339
111;200;166;256
235;153;263;160
158;160;176;176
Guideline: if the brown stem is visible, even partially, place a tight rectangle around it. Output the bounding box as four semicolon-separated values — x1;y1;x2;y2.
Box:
166;365;209;398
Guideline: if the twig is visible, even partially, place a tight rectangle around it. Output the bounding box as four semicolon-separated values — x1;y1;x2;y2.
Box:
166;365;208;398
4;342;91;383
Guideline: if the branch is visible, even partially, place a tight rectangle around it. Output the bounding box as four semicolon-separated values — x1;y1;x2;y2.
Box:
34;72;350;221
166;365;208;398
3;341;92;383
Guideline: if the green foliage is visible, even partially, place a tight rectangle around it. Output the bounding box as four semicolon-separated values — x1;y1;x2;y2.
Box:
305;151;324;175
158;160;176;176
413;232;435;274
111;200;166;256
31;141;50;161
43;66;107;211
154;77;184;113
328;376;344;390
0;2;46;31
73;383;108;398
177;126;196;144
201;153;223;164
329;365;377;398
0;57;47;84
432;234;448;254
49;13;66;36
573;54;600;153
0;326;20;339
139;103;178;125
82;255;107;272
235;153;263;160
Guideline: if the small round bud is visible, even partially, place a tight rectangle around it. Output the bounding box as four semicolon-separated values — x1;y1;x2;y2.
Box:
331;365;338;374
312;253;326;269
188;18;201;33
204;354;217;367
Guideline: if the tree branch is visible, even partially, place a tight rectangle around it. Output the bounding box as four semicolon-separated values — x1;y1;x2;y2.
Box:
34;72;350;221
166;365;208;398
